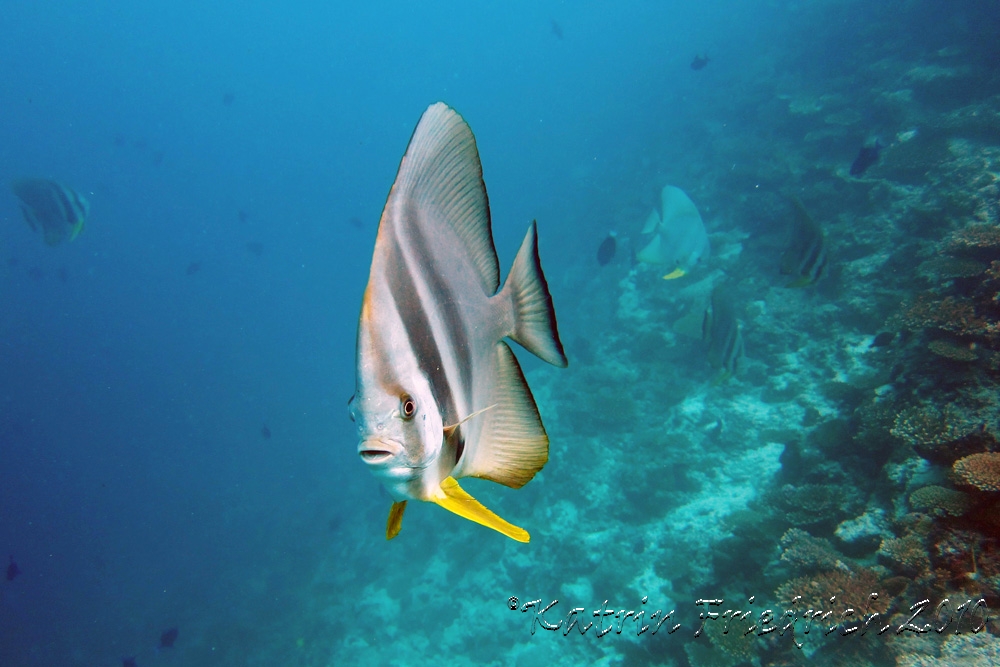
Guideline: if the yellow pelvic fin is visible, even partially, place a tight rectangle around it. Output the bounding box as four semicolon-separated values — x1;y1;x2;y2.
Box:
662;268;687;280
432;477;529;543
386;500;407;540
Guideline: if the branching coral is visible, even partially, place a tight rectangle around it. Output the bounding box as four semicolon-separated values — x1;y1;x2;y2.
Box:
908;485;972;517
878;533;931;577
774;566;885;611
953;452;1000;492
891;404;995;464
927;339;979;362
778;528;842;572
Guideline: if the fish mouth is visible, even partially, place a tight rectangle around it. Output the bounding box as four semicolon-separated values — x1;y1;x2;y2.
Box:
358;439;402;465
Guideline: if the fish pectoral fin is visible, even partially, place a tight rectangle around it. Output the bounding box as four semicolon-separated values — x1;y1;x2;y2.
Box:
432;477;529;543
662;268;687;280
641;208;661;234
502;221;567;367
458;342;548;489
386;500;407;540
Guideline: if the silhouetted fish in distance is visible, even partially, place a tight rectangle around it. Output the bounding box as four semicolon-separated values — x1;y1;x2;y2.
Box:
58;266;68;283
11;177;90;246
222;92;235;106
27;267;43;281
246;242;264;257
238;209;249;223
850;140;882;176
780;198;828;287
122;657;137;667
596;232;617;266
550;19;563;39
703;284;744;381
261;424;271;439
6;555;19;581
185;261;201;276
159;627;178;649
691;54;709;70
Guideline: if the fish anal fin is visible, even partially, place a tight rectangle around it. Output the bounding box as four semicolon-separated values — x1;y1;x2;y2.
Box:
386;500;407;540
503;222;567;367
433;477;529;542
636;233;665;264
388;102;500;294
460;342;549;489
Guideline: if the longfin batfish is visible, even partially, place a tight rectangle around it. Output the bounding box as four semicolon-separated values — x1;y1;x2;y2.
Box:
637;185;709;279
780;197;828;287
11;178;89;246
351;102;567;543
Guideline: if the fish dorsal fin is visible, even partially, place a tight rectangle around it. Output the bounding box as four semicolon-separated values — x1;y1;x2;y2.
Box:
384;102;500;294
641;208;661;234
432;476;529;542
458;341;549;489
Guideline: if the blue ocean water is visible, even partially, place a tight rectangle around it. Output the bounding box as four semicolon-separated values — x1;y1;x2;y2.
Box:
3;1;1000;665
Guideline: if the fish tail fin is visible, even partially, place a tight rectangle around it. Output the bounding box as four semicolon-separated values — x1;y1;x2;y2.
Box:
502;221;567;367
432;476;529;542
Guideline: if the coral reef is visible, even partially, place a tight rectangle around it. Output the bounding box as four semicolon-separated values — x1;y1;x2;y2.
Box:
952;451;1000;492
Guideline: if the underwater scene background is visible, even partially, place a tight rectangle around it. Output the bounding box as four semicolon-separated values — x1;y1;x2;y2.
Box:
2;1;1000;665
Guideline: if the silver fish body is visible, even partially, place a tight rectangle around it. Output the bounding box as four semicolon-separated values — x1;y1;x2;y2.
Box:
351;103;566;542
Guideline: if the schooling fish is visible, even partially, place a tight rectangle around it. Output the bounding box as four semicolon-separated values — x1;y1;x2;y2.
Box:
351;102;567;543
596;232;617;266
6;555;19;581
849;140;882;176
780;197;828;287
703;285;744;380
11;178;89;246
637;185;710;279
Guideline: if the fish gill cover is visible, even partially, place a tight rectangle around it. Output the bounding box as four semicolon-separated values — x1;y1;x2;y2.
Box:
1;1;999;666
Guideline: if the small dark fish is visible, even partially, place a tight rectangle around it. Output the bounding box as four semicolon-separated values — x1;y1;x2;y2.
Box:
58;266;68;283
113;134;127;147
871;332;895;348
122;657;137;667
159;627;178;649
690;54;709;70
850;140;881;176
151;151;165;167
550;19;563;40
348;216;363;229
261;424;271;439
780;198;828;287
6;555;19;581
27;267;43;281
246;242;263;257
596;233;617;266
222;92;236;106
185;261;201;276
703;285;744;379
238;209;249;223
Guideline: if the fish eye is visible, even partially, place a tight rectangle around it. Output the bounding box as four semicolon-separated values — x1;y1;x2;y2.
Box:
400;394;416;420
